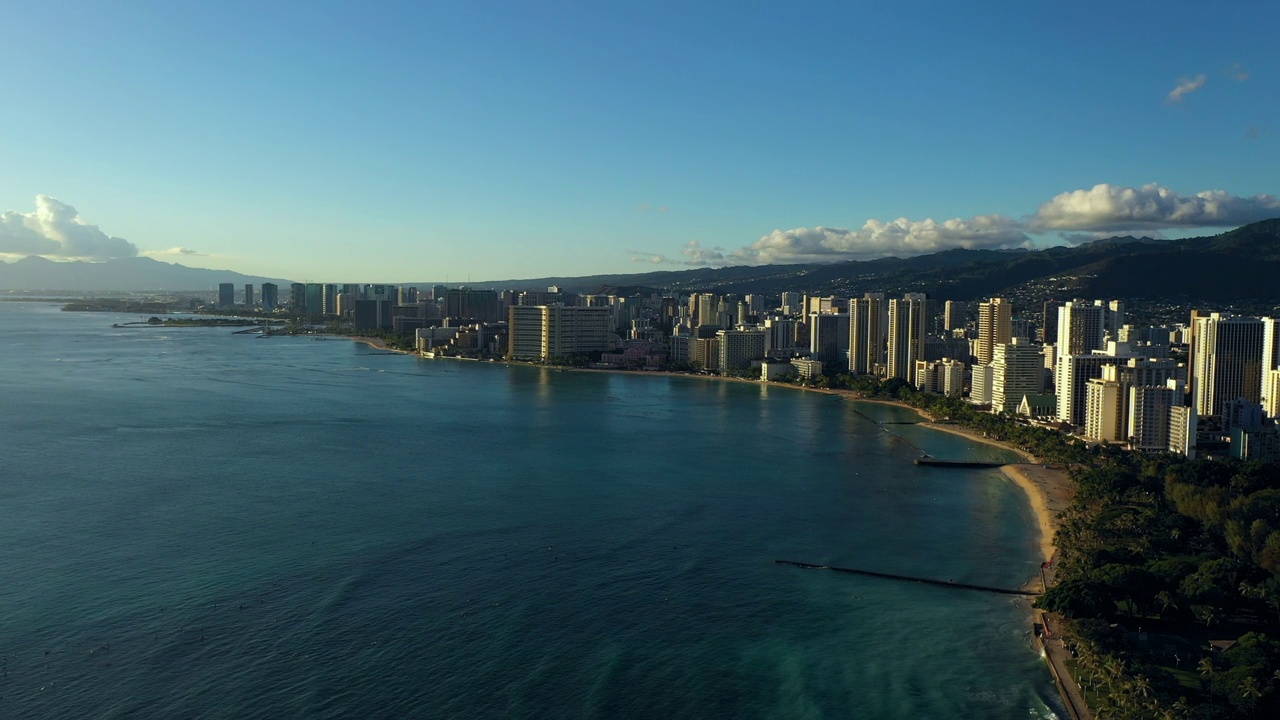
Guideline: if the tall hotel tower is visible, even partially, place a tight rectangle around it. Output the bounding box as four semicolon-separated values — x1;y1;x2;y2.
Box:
1056;301;1106;356
976;298;1013;366
1192;313;1265;417
849;293;885;374
887;294;928;383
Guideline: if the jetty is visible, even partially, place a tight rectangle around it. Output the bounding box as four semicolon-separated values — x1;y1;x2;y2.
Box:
774;559;1039;597
914;457;1008;468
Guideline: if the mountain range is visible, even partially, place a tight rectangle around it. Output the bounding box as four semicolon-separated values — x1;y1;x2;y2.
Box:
0;256;293;293
464;218;1280;302
3;219;1279;302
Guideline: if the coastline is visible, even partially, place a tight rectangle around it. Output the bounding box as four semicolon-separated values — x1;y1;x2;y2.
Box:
413;353;1074;570
848;402;1071;570
348;336;415;355
349;344;1085;715
410;353;1073;565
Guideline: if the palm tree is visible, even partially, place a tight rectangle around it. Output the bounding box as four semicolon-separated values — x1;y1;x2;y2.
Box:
1198;657;1215;696
1131;675;1153;720
1239;675;1262;716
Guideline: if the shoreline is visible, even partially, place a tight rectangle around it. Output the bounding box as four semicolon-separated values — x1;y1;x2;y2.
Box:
387;349;1073;565
348;340;1084;714
348;336;415;355
412;352;1074;568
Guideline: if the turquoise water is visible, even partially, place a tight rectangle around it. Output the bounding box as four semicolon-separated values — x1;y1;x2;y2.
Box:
0;302;1061;718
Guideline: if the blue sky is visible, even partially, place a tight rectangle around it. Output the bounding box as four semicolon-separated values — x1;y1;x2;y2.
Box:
1;1;1277;282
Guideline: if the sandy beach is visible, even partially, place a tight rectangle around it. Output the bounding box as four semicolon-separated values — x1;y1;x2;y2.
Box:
1000;464;1073;572
349;336;415;355
914;422;1075;570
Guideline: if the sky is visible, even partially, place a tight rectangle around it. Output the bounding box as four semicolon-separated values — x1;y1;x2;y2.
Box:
1;1;1277;282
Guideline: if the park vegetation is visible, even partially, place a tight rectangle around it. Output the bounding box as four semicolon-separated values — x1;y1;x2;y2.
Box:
1036;453;1280;718
810;374;1280;717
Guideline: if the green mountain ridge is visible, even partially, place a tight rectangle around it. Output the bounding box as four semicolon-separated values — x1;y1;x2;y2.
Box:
4;219;1278;300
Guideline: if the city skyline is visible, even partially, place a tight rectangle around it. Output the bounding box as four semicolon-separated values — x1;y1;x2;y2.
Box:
1;2;1277;281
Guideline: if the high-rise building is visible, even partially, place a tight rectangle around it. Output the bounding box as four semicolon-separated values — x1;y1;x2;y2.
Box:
717;329;766;372
305;283;323;316
887;294;928;383
1262;318;1280;403
218;283;235;307
940;359;966;398
1056;301;1105;356
289;283;306;313
1128;381;1181;451
976;298;1013;366
780;292;803;316
353;299;392;331
1041;300;1060;344
849;294;884;374
243;284;254;308
764;316;799;354
696;294;720;328
970;364;994;405
1056;352;1128;426
508;306;545;359
1083;358;1180;443
261;283;278;312
990;338;1044;414
1100;300;1125;340
692;337;720;370
506;305;611;361
322;284;338;315
809;310;849;367
1084;375;1125;442
1265;369;1280;419
943;300;962;332
1192;313;1265;417
915;358;965;398
1169;405;1197;457
443;288;501;322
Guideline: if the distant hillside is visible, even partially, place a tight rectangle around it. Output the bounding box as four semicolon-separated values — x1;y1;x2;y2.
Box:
6;218;1279;300
0;256;295;292
470;219;1280;302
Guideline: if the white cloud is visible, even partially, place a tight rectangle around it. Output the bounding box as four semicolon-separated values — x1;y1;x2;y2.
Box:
629;252;670;264
629;241;728;267
1228;63;1249;82
0;196;138;260
143;246;208;258
1166;74;1207;103
1030;183;1280;232
697;183;1279;266
682;240;725;266
734;215;1030;265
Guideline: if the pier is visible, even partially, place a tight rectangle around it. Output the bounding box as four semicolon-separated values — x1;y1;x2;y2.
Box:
774;559;1039;597
913;457;1008;468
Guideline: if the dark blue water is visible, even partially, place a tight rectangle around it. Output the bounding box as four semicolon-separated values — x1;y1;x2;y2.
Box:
0;302;1061;718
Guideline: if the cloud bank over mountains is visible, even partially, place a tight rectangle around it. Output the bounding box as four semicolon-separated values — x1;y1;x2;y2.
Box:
0;196;138;261
742;215;1031;265
665;183;1279;267
1030;184;1280;232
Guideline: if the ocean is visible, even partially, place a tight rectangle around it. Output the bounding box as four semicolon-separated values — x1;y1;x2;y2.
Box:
0;301;1062;718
